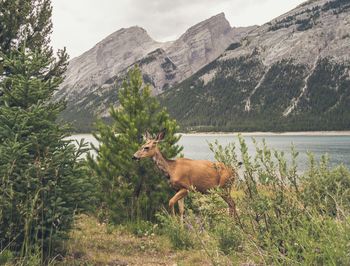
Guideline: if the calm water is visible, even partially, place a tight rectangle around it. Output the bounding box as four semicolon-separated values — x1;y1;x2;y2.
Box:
68;134;350;172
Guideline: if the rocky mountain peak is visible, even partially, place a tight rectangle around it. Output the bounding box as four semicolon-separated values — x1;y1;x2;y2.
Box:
164;13;239;78
58;25;161;102
106;26;152;42
178;13;231;43
222;0;350;66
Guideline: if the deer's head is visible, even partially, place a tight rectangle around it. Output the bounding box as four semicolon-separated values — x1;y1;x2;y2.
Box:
132;130;165;161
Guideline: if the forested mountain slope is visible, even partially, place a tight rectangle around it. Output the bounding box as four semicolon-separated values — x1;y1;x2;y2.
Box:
160;0;350;131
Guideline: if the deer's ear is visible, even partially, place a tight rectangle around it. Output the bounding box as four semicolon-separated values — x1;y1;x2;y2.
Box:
156;128;166;141
143;131;152;140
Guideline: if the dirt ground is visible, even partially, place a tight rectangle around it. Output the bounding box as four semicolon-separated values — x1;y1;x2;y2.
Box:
56;215;213;266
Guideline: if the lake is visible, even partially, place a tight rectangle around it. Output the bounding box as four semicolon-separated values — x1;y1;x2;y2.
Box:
68;133;350;172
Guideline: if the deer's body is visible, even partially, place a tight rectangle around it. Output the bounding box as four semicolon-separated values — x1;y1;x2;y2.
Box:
158;156;233;192
133;130;238;221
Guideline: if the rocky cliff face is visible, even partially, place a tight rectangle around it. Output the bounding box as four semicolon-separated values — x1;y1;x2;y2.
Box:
224;0;350;67
137;13;256;94
58;26;162;102
160;0;350;131
163;13;252;81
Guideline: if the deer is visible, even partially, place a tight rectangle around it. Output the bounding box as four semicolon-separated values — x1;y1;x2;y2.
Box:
132;129;240;223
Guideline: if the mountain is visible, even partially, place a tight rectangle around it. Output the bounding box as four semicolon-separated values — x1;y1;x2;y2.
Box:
57;14;256;131
160;0;350;132
57;26;161;103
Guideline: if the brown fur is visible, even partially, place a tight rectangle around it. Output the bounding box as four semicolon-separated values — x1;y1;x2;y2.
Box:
132;131;238;221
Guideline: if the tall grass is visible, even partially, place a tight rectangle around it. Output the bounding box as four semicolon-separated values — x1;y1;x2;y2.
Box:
158;135;350;265
0;139;97;265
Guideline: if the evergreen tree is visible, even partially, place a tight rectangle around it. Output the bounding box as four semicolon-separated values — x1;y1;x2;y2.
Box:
0;0;67;89
0;46;95;263
88;67;182;223
0;0;96;262
0;0;54;55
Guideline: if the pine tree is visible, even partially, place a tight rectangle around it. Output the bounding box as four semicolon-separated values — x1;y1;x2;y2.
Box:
88;67;182;223
0;0;54;55
0;0;96;262
0;0;68;87
0;46;96;262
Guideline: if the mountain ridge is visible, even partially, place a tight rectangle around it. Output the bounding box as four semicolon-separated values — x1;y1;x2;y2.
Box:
59;0;350;132
57;13;257;130
56;13;255;99
160;0;350;132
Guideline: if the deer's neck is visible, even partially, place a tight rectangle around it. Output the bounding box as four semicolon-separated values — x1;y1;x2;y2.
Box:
152;148;172;177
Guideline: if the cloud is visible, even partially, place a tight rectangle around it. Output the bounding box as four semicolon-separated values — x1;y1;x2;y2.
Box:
51;0;306;58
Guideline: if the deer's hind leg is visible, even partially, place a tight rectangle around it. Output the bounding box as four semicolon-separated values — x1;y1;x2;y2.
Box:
219;172;241;224
178;198;185;224
169;188;188;217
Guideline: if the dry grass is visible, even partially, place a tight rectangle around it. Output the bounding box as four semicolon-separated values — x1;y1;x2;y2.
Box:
55;215;212;266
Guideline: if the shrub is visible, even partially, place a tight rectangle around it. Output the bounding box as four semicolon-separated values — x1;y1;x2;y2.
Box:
156;211;195;250
0;48;96;263
0;1;98;260
158;136;350;265
302;155;350;217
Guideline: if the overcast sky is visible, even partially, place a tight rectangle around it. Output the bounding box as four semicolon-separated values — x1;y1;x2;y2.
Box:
51;0;306;59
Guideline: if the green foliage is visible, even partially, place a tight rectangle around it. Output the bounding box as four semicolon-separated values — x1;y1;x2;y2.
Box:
0;1;97;262
302;156;350;217
0;250;14;265
157;137;350;265
268;5;320;32
157;191;241;265
214;219;242;255
0;0;57;58
0;47;96;263
156;211;195;250
88;66;182;223
322;0;350;14
125;220;157;237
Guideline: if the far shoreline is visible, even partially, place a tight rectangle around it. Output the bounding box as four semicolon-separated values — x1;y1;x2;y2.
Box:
71;131;350;136
180;131;350;136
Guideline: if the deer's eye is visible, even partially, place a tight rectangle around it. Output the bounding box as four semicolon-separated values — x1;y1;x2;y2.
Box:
143;147;150;151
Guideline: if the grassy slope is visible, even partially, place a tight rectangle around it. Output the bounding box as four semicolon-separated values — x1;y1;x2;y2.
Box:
57;215;212;266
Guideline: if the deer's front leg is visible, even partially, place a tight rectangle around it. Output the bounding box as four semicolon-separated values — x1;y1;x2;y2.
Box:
169;188;188;216
178;198;185;224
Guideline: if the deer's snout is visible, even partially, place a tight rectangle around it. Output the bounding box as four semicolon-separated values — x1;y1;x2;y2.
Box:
132;154;140;161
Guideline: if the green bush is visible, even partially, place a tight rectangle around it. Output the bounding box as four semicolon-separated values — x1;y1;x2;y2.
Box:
214;219;242;255
0;1;98;263
157;136;350;265
302;156;350;217
0;48;97;263
156;211;195;250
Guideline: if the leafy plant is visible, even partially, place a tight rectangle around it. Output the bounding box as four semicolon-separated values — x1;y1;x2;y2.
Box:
88;66;183;223
156;211;195;250
157;136;350;265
